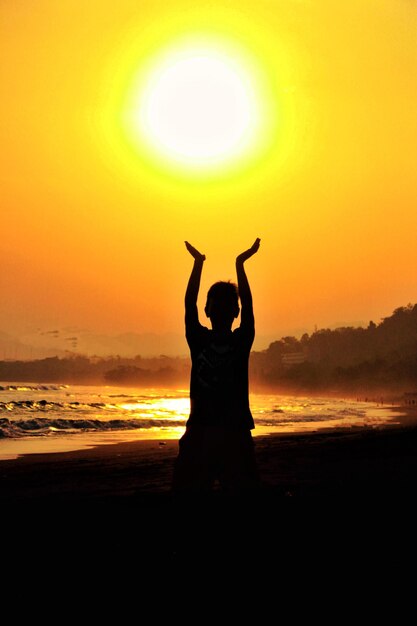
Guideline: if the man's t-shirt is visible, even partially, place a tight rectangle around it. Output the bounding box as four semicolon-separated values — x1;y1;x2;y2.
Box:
185;321;255;430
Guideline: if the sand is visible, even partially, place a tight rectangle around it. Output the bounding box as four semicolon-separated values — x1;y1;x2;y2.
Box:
1;422;417;502
1;403;417;500
2;405;417;573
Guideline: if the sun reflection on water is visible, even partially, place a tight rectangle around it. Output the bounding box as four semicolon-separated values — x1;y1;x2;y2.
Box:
119;397;190;421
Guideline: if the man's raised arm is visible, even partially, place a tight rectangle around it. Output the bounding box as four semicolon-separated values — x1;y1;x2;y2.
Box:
184;241;206;326
236;238;261;329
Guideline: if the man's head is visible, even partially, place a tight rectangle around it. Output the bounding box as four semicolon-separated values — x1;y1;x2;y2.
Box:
205;281;240;329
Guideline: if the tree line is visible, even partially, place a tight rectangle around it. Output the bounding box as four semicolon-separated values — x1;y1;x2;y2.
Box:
249;303;417;393
0;303;416;394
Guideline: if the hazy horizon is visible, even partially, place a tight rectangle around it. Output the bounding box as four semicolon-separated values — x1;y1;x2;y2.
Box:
0;311;397;360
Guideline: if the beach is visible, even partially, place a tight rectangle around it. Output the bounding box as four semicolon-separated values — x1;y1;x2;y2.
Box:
2;404;417;569
2;418;417;503
2;402;417;501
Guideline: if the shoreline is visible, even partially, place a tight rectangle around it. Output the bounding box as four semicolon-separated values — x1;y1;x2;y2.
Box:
1;403;417;503
3;406;417;570
0;397;408;462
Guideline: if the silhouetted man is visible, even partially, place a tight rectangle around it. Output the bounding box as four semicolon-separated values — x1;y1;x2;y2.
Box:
172;238;261;495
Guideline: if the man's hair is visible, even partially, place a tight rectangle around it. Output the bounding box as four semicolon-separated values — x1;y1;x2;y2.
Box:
206;281;239;309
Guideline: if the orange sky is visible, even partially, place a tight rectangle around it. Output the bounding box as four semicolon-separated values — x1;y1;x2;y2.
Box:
1;0;416;355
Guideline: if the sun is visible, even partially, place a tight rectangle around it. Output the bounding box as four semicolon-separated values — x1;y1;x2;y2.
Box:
127;41;261;172
141;54;254;164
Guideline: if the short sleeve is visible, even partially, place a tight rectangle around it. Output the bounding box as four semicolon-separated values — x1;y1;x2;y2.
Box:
185;316;208;352
234;323;255;353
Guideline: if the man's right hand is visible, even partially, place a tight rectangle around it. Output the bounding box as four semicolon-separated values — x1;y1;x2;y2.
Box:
185;241;206;262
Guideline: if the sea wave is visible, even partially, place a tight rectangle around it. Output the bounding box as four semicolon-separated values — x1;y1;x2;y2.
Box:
0;383;392;441
0;400;109;412
255;410;365;427
0;416;185;438
0;384;68;392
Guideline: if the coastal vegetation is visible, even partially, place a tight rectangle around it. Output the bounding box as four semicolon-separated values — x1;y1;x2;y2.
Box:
1;303;417;394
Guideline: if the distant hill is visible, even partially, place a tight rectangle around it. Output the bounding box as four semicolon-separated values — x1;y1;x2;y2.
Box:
249;303;417;394
0;354;190;387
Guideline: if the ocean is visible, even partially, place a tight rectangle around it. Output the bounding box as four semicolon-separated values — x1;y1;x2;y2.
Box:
0;381;401;459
